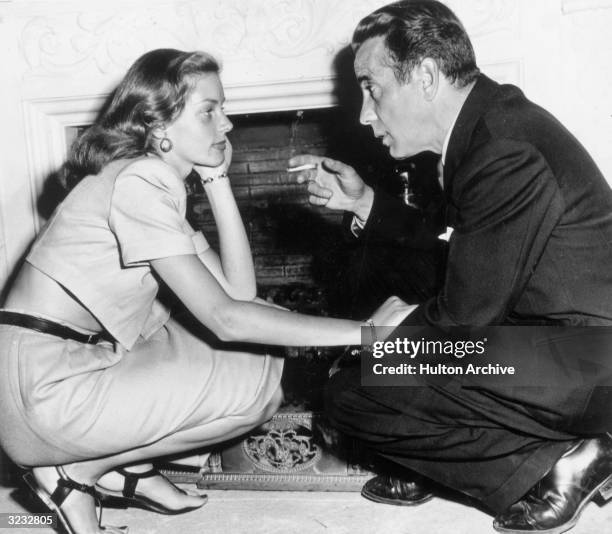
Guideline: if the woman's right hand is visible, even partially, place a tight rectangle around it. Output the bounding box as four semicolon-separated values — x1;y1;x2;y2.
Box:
369;296;417;341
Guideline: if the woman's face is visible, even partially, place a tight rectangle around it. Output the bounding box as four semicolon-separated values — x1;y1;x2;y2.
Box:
162;73;233;176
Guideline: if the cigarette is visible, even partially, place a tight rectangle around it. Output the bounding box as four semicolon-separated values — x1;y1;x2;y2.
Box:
286;163;318;173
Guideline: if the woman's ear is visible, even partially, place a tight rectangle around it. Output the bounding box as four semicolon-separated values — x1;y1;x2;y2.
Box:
150;123;174;153
151;123;174;153
150;123;166;141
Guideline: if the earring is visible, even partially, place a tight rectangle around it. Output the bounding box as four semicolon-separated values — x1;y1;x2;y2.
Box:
159;137;173;153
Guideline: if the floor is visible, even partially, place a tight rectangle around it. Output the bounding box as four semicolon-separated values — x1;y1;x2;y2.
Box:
1;478;610;534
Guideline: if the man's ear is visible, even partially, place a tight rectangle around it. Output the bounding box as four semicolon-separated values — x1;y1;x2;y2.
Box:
418;58;439;102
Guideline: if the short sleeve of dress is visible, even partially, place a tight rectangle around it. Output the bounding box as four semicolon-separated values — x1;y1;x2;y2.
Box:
109;158;207;265
191;228;210;255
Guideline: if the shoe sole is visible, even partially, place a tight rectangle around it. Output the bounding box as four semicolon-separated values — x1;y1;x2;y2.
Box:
493;473;612;534
361;486;434;507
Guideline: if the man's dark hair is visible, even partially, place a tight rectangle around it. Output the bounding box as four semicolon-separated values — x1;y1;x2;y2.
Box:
352;0;479;87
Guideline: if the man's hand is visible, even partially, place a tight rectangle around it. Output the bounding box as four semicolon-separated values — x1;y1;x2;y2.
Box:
288;154;374;222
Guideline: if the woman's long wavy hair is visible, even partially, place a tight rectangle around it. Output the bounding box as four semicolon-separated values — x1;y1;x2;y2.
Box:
61;48;219;190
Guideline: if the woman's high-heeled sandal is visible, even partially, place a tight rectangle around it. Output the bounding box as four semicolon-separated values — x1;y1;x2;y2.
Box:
95;467;206;515
23;466;128;534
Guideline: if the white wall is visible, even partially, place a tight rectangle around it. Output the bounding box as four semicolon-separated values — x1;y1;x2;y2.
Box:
0;0;611;292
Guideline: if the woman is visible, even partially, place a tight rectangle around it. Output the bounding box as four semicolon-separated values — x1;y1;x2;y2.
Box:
0;49;413;533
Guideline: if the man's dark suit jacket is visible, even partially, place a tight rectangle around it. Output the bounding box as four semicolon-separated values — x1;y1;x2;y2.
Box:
337;75;612;507
364;74;612;328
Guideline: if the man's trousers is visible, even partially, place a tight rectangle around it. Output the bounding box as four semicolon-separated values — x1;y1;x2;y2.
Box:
325;363;611;512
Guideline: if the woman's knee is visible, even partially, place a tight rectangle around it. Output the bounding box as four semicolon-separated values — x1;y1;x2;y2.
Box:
243;383;283;428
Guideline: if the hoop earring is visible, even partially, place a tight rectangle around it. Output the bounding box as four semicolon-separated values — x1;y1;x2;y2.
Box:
159;137;173;153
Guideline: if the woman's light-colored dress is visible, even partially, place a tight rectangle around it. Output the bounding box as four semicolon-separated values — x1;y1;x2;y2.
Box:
0;157;283;466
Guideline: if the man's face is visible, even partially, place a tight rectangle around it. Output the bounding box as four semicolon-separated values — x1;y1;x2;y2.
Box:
354;36;433;159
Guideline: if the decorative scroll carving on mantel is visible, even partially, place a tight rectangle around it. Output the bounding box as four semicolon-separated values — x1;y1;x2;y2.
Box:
16;0;524;104
188;0;380;60
19;7;192;77
18;0;385;82
562;0;612;13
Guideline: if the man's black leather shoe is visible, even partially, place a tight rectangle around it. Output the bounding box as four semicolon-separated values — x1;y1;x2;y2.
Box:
361;475;434;506
493;435;612;534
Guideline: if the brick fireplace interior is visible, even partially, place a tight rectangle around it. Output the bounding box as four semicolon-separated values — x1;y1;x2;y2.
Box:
185;107;378;411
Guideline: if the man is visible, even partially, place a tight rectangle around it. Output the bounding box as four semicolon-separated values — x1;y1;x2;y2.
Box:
289;1;612;532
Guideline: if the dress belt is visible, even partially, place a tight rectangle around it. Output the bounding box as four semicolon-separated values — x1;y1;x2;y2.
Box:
0;310;109;345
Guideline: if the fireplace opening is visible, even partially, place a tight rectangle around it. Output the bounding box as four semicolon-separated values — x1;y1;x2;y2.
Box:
33;105;440;412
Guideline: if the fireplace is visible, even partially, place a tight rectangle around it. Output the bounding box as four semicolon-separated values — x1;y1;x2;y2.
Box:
153;104;441;491
176;107;390;491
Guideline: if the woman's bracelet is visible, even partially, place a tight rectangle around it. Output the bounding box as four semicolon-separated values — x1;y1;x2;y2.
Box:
200;172;229;185
362;318;377;346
